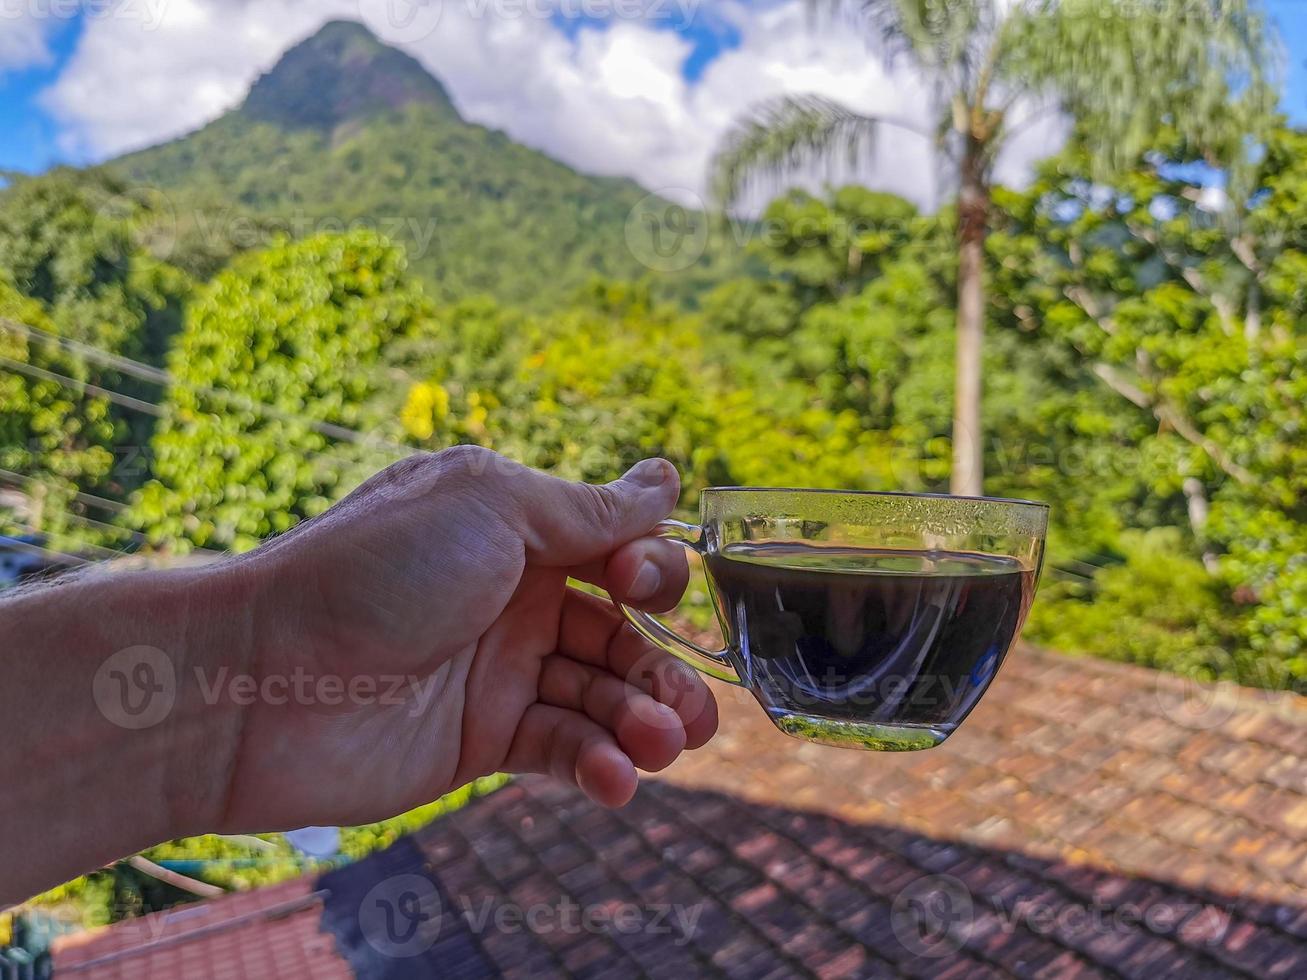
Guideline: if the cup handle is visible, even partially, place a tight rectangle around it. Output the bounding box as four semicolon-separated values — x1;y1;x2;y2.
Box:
617;519;741;685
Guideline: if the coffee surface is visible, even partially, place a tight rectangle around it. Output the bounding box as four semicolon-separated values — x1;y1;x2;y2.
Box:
705;542;1034;729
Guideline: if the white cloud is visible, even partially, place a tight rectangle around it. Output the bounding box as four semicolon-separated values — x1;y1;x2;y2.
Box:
38;0;354;157
35;0;1061;208
0;6;55;73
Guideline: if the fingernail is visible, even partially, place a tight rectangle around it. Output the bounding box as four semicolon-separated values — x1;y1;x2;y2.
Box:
631;694;681;731
628;560;661;601
624;458;669;488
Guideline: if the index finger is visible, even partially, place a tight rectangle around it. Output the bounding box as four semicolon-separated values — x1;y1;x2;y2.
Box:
568;535;691;613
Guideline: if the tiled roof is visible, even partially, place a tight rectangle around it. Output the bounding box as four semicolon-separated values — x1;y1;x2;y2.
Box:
50;645;1307;978
669;644;1307;909
49;878;348;979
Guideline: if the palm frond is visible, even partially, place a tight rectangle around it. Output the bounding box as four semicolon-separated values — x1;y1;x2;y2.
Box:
709;96;886;210
998;0;1280;182
808;0;997;89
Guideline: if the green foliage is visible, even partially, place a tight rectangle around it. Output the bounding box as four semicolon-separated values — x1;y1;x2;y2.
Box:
0;280;117;542
1002;0;1276;182
121;169;1303;688
132;230;428;551
389;251;922;498
711;95;883;208
0;167;189;367
5;15;1304;944
699;277;800;342
710;0;1278;503
392;281;720;487
16;776;507;930
1028;528;1250;682
336;775;508;860
988;129;1306;685
743;187;926;302
0;169;193;547
112;23;741;311
714;0;1274;207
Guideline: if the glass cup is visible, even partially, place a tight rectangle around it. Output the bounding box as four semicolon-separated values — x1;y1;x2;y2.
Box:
620;488;1048;751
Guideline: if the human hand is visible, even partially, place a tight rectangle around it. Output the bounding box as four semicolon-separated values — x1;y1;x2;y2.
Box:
209;448;718;832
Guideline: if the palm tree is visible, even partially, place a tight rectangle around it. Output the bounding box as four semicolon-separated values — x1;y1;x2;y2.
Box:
712;0;1274;495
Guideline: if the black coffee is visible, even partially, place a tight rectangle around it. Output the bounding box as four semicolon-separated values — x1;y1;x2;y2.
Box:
704;542;1034;748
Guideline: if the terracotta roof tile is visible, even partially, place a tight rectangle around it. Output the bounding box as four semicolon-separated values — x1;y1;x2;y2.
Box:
50;878;347;979
50;645;1307;978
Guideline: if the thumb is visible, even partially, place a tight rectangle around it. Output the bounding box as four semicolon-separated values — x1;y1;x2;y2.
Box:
508;458;680;567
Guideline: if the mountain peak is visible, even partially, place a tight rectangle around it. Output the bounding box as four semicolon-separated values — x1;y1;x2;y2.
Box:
311;19;385;45
239;19;457;131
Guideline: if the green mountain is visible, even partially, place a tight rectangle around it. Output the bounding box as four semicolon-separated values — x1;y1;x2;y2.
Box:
239;19;458;131
111;20;732;308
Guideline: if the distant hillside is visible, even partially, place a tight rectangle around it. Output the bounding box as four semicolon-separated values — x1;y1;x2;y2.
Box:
113;19;735;308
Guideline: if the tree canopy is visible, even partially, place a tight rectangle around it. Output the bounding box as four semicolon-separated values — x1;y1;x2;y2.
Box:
132;230;427;551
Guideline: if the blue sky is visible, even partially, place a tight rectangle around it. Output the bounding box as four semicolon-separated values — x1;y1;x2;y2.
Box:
0;15;78;173
0;7;747;174
1270;0;1307;120
549;8;743;82
1;1;1304;183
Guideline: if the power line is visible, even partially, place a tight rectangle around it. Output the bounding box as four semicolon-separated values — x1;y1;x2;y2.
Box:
0;536;91;569
31;532;129;563
0;471;220;558
1;349;412;480
0;471;139;534
0;467;128;514
0;346;412;481
0;351;417;550
45;509;146;545
0;469;166;553
0;355;165;417
5;319;171;386
2;317;410;453
0;494;147;546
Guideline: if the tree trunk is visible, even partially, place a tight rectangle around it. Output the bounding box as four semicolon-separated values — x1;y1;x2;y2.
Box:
952;143;988;497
